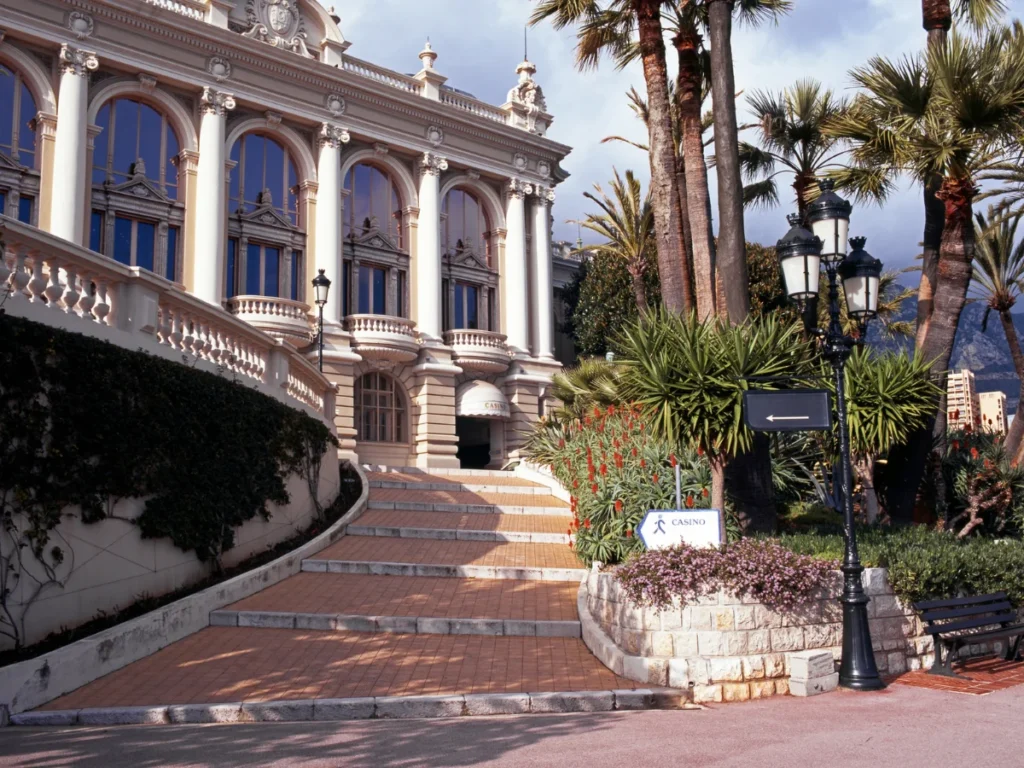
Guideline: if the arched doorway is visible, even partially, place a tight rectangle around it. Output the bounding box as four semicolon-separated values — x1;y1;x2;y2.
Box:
455;381;509;469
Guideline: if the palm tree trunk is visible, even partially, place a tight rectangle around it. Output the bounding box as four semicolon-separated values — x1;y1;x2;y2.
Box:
635;0;690;314
675;155;697;308
918;176;946;335
854;454;880;524
706;0;749;323
794;173;815;219
710;457;727;540
725;433;777;533
997;308;1024;458
675;26;717;321
631;270;648;312
922;0;952;48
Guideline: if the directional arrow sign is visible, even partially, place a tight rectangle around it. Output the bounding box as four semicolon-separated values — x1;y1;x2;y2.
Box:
743;389;832;433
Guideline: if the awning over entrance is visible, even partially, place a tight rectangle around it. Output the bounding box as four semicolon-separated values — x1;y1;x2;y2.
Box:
456;380;510;420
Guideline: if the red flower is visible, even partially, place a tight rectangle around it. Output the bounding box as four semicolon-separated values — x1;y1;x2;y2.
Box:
952;440;960;450
697;446;705;456
585;416;592;426
549;464;555;473
569;541;574;550
625;529;633;538
567;528;572;536
591;483;599;494
607;405;616;415
600;463;608;476
670;454;678;468
594;406;601;418
614;439;621;449
584;518;591;529
615;499;623;513
558;439;565;449
573;479;579;489
565;458;572;468
686;495;695;509
702;488;709;498
652;473;659;483
983;458;993;470
614;453;623;469
971;447;979;460
640;458;647;468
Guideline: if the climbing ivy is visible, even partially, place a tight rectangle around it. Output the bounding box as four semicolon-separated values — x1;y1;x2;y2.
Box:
0;314;336;648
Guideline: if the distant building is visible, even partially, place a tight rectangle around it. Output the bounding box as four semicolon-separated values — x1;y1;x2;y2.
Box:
980;391;1009;435
551;240;588;367
947;369;981;431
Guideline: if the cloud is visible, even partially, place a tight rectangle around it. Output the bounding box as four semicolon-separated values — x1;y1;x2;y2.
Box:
332;0;1024;272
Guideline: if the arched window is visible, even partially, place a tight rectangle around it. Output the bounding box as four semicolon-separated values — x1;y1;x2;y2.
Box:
340;162;409;320
355;372;407;443
89;96;184;281
343;163;403;248
0;62;40;225
225;133;305;302
441;187;498;334
442;188;491;266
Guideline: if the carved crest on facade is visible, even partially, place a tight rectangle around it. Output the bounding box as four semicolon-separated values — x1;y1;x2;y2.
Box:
325;93;346;116
243;0;312;58
426;125;444;148
207;56;232;82
67;12;94;40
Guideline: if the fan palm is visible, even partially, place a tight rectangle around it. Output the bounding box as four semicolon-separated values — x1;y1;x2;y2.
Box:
531;0;692;314
549;358;623;425
972;207;1024;459
738;79;849;217
828;25;1024;516
575;169;657;312
922;0;1007;47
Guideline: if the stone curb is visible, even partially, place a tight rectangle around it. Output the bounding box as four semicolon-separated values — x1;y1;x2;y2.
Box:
301;559;588;582
369;481;551;495
11;689;691;727
347;525;568;544
0;463;372;719
209;610;582;637
367;500;571;517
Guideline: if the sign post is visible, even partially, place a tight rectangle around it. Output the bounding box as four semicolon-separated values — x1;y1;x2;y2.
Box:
743;390;832;433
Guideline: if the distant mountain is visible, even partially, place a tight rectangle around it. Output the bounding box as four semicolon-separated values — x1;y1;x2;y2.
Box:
869;286;1022;414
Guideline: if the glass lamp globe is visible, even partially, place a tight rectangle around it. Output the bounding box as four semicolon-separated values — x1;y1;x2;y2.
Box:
312;268;331;308
805;178;852;265
838;237;883;320
775;213;823;301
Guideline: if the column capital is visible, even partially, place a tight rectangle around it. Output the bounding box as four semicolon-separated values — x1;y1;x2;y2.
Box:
507;178;533;200
200;87;236;116
319;122;351;149
32;112;58;139
419;152;448;177
531;184;556;205
59;44;98;76
176;148;200;174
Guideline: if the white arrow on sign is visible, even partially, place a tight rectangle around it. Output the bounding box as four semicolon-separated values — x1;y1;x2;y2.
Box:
766;415;809;423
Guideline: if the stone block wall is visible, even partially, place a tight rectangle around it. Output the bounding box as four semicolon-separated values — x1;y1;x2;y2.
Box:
580;568;938;704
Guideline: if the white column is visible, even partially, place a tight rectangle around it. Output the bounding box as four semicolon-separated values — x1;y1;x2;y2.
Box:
530;186;556;360
50;45;98;244
504;178;532;355
192;87;235;305
315;123;350;325
416;152;447;341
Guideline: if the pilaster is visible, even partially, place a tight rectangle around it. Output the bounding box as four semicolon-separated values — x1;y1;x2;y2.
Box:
415;152;447;343
314;122;350;325
51;45;98;245
503;179;533;356
530;185;557;360
192;86;235;305
33;112;58;232
177;149;200;291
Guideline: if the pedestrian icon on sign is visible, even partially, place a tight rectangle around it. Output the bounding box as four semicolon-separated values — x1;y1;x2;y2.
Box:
654;516;666;535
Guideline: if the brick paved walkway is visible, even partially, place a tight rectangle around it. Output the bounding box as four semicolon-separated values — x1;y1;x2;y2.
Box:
892;656;1024;695
32;468;621;717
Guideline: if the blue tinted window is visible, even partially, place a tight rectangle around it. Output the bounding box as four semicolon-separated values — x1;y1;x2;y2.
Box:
0;190;6;215
0;65;13;153
93;105;110;185
17;196;32;224
357;264;370;314
113;99;139;178
373;267;386;314
167;227;178;281
90;212;103;252
114;217;133;265
18;82;36;164
92;98;179;197
135;221;155;272
466;285;478;329
246;243;261;295
229;133;298;223
0;65;38;165
290;251;300;301
264;246;280;298
227;239;237;298
228;141;241;209
342;262;350;317
454;284;464;329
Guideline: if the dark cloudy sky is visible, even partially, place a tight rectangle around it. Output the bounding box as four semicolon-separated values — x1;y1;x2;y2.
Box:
332;0;1024;273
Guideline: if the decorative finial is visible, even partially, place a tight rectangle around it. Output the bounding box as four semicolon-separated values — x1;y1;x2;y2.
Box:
787;213;803;227
818;177;836;192
419;39;437;70
849;236;867;250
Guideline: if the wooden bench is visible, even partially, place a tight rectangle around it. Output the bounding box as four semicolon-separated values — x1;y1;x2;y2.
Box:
913;592;1024;676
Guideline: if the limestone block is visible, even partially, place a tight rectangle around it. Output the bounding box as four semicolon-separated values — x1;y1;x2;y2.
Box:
887;652;908;676
464;694;530;716
722;683;751;702
670;631;699;657
789;673;838;697
741;655;766;680
763;654;787;679
908;657;922;672
803;623;841;649
721;631;749;656
861;568;890;595
375;695;465;719
709;657;744;682
642;607;663;631
668;659;692;689
714;608;736;631
753;605;783;629
696;631;725;656
622;655;648;683
789;650;835;681
747;630;772;654
749;680;776;699
619;603;644;631
313;698;376;720
621;629;648;655
660;609;684;631
821;600;843;624
241;700;315;722
775;678;790;695
651;631;675;657
770;627;805;652
871;594;905;619
692;684;723;704
692;594;720;607
645;659;669;686
687;606;715;631
913;636;935;655
530;691;614;713
733;606;757;631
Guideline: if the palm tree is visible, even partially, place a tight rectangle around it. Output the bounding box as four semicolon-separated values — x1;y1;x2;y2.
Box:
972;207;1024;459
531;1;692;314
704;0;791;323
829;26;1024;518
922;0;1007;47
738;79;849;217
575;169;657;311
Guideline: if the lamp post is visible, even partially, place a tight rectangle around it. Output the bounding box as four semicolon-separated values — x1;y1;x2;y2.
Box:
312;269;331;372
776;181;884;691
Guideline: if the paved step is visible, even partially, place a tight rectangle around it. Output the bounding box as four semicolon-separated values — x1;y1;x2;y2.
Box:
365;466;532;480
349;509;570;544
367;488;569;516
224;572;581;619
367;470;549;494
35;628;642;712
308;536;582;571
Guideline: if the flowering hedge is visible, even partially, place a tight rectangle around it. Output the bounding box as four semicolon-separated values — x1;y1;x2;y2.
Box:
525;404;710;566
616;539;837;613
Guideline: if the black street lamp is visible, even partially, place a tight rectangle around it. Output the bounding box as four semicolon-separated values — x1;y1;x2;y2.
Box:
776;183;885;692
312;269;331;372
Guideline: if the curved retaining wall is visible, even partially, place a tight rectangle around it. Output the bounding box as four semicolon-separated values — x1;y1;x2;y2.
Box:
0;462;370;720
579;568;937;704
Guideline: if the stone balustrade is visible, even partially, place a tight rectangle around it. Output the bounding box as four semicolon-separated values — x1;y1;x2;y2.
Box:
443;328;511;373
342;57;424;94
344;313;420;365
438;90;508;124
226;295;312;341
0;216;336;426
142;0;204;20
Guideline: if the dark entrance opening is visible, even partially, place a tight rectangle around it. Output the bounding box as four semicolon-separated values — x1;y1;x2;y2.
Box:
456;417;491;469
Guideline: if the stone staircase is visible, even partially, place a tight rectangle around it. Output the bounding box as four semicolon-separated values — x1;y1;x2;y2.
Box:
26;467;680;724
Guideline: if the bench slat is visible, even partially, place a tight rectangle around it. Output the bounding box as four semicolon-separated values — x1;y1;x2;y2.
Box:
913;592;1008;611
924;612;1018;636
929;623;1024;645
920;602;1014;623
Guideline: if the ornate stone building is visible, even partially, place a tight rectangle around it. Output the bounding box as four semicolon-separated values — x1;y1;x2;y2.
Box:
0;0;572;468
